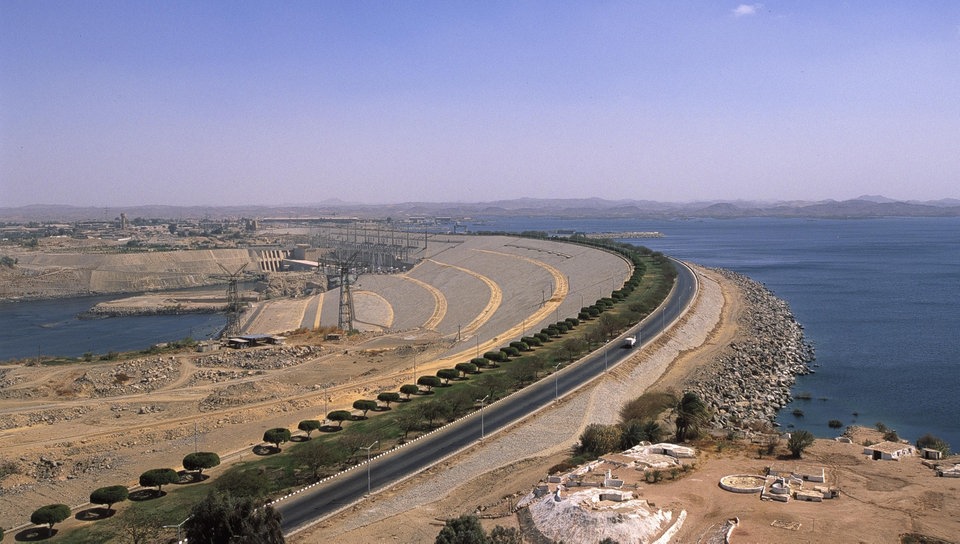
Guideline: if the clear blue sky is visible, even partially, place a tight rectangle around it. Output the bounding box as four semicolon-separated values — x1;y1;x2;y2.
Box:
2;1;958;206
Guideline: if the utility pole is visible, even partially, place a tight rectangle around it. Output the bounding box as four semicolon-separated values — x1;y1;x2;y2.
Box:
323;383;328;416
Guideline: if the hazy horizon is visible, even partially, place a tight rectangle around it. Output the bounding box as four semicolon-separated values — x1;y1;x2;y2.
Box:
3;2;959;207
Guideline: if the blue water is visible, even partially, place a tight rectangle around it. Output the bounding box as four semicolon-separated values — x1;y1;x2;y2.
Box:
472;217;960;448
0;295;226;361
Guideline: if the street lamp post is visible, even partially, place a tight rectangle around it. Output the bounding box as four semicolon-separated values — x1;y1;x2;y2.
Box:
163;516;190;543
361;440;379;494
554;363;562;402
604;348;608;373
477;395;489;439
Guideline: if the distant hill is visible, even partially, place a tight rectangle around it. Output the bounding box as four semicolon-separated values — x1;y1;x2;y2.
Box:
2;197;959;222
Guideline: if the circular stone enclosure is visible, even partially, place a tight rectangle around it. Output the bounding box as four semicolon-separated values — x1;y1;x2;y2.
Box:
720;474;766;494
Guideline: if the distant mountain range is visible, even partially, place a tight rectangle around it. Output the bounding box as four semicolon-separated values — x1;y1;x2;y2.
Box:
2;197;959;222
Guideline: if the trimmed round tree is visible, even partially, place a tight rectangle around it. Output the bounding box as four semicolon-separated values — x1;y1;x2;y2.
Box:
327;410;352;428
400;384;420;399
436;368;459;385
353;399;378;418
139;468;180;494
182;451;221;475
262;427;292;450
89;485;129;512
417;375;441;393
455;362;478;377
298;419;323;438
509;341;530;352
483;351;507;363
500;346;520;358
30;504;71;535
471;357;492;369
377;391;401;409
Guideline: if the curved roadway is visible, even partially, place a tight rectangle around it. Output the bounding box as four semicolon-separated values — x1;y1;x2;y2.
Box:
278;259;697;535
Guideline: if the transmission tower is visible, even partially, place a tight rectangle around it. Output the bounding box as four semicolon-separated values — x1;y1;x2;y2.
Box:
336;251;360;332
319;250;360;332
214;263;249;337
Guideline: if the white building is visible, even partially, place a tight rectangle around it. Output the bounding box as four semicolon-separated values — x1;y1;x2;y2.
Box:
863;441;915;460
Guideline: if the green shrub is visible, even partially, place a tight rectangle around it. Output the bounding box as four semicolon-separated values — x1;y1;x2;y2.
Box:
787;430;815;458
916;433;951;456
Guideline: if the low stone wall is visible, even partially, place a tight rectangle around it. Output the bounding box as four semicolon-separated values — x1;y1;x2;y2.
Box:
686;269;815;435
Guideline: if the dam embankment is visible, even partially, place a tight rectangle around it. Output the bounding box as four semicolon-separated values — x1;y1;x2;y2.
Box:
684;268;815;434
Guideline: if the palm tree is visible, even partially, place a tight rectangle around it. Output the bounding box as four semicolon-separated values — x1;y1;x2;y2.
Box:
674;392;710;442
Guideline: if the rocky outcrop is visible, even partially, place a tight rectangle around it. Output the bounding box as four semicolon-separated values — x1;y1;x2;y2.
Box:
194;345;323;370
685;269;814;435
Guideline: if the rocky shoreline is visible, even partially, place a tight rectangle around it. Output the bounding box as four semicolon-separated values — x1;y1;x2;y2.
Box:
685;268;815;436
80;303;225;318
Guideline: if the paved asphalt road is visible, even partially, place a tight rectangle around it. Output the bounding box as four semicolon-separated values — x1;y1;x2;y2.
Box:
278;259;697;534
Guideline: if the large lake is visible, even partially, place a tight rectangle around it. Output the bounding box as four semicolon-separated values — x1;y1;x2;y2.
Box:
473;216;960;448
